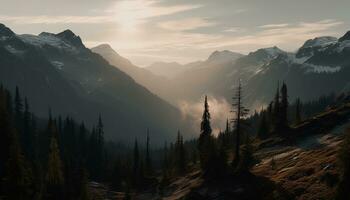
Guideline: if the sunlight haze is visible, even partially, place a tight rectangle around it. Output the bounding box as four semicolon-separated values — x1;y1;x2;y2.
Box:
1;0;350;66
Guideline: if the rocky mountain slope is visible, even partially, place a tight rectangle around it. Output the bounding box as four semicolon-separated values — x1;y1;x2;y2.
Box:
0;23;193;143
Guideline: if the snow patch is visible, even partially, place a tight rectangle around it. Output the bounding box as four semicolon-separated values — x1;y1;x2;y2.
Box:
50;61;64;70
302;36;337;48
263;47;285;58
335;40;350;53
5;45;24;55
0;36;10;41
304;64;341;74
286;54;310;64
18;34;79;53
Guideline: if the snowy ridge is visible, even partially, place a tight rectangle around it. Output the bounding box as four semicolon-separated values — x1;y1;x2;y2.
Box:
263;46;285;58
285;53;341;74
50;61;64;70
335;40;350;53
304;64;341;74
302;36;337;48
5;45;24;55
18;34;79;54
0;36;10;41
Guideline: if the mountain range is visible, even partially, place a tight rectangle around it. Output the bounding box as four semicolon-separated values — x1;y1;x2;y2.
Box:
2;22;350;142
94;32;350;112
0;23;193;144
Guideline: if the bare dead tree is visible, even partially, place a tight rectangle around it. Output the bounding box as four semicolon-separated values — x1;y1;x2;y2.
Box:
231;80;249;166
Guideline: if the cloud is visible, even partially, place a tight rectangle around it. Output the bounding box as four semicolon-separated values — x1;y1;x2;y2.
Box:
234;9;248;14
109;0;202;31
0;0;202;26
104;19;344;66
0;15;113;24
157;17;216;31
178;96;232;136
259;23;289;29
194;19;344;50
223;27;245;33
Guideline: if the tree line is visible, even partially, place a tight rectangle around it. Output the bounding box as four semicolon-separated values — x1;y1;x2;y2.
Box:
1;81;347;199
0;86;104;200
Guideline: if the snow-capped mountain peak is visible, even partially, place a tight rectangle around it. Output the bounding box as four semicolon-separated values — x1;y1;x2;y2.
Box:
262;46;285;57
55;29;84;48
246;46;286;64
301;36;337;48
339;31;350;42
0;23;15;40
14;29;87;54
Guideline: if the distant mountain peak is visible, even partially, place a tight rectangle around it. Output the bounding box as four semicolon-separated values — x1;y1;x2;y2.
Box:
207;50;243;64
0;23;15;37
91;44;134;67
339;31;350;42
248;46;285;60
92;44;119;55
301;36;337;48
261;46;284;54
56;29;76;38
151;61;181;66
55;29;84;48
95;43;113;49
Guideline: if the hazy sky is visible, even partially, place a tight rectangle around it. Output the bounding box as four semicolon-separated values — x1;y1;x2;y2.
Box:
1;0;350;66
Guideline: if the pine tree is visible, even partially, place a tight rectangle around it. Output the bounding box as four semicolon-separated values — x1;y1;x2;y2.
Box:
78;169;90;200
132;139;140;186
0;86;13;177
198;95;214;172
257;111;269;139
273;83;280;131
231;80;249;168
14;86;23;126
45;135;64;200
236;137;254;173
22;97;34;160
97;115;104;151
217;135;228;175
145;129;152;176
161;142;169;175
175;131;186;174
223;119;230;148
295;98;302;124
280;82;289;129
78;123;88;163
267;101;274;128
3;131;33;200
200;95;212;137
86;116;105;180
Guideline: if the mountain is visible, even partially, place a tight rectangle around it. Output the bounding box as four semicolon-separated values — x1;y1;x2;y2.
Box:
145;50;244;79
0;24;193;143
91;44;176;105
159;47;285;106
242;32;350;109
157;33;350;111
206;50;244;65
92;44;246;107
146;61;188;79
79;30;350;125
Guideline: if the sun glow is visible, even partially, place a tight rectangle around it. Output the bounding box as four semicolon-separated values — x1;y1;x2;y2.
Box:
112;0;145;32
111;0;202;32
